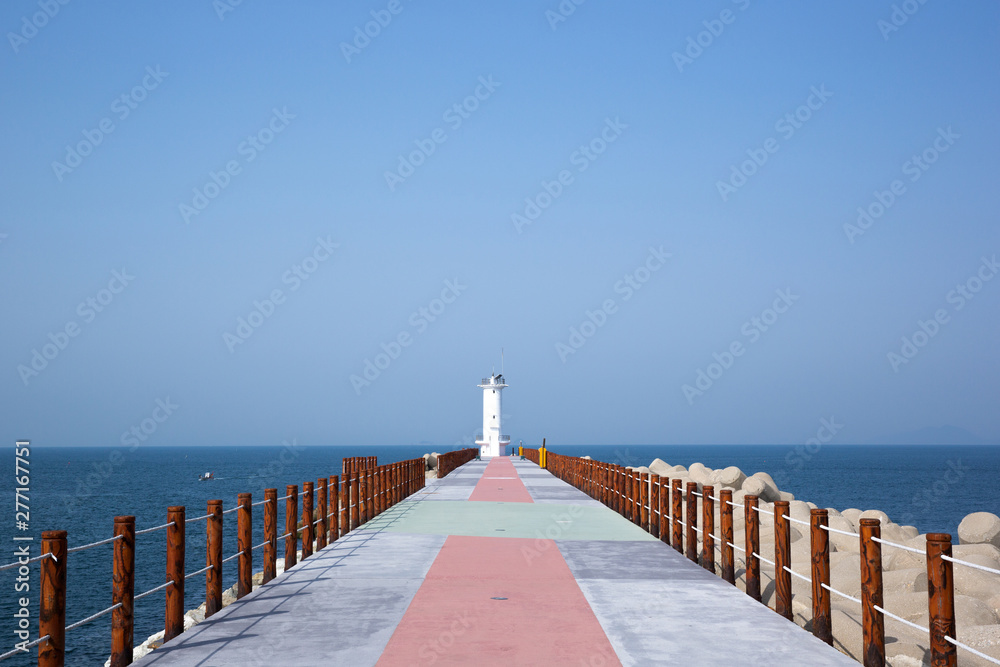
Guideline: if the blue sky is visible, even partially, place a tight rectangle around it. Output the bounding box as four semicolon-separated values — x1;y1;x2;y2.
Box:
2;1;998;447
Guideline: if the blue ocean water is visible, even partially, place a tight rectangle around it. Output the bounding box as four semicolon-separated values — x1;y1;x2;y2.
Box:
1;443;998;665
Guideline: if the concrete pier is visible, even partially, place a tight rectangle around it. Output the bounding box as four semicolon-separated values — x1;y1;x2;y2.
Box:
134;457;856;666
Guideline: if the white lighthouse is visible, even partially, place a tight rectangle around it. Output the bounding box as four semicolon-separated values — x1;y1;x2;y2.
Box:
475;373;510;458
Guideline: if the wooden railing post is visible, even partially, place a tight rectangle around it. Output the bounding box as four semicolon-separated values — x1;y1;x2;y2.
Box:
111;516;135;667
672;479;683;553
685;482;698;563
164;506;185;642
811;508;832;645
745;495;761;601
237;493;252;599
351;472;360;528
632;471;641;525
316;479;328;551
702;485;715;573
284;485;298;571
926;533;957;667
650;474;660;537
329;475;340;542
640;473;649;532
302;482;314;560
860;518;885;667
340;475;349;537
774;500;792;620
660;477;670;545
720;489;735;584
263;489;277;584
206;500;223;617
38;530;67;667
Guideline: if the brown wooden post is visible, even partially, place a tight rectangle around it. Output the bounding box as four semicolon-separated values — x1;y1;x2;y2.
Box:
164;506;185;642
702;485;715;573
650;474;660;537
810;508;832;645
111;516;135;667
237;493;252;599
686;483;698;563
720;489;735;584
640;473;650;532
660;477;670;545
301;482;314;560
206;500;223;617
329;476;340;542
860;518;885;667
632;471;641;525
376;467;384;515
672;479;683;553
745;495;761;601
38;530;67;667
284;485;298;570
263;489;277;584
774;500;792;620
352;471;362;526
317;479;328;551
926;533;956;667
340;476;349;536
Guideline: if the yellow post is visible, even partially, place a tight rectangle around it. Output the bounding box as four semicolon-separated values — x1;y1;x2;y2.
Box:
540;438;547;469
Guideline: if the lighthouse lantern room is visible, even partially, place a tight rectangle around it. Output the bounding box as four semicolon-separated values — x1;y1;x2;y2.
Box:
475;373;510;458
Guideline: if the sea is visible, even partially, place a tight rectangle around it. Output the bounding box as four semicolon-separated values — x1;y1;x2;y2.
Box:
2;443;998;665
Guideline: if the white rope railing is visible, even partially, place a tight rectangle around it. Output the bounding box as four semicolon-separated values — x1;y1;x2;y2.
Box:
871;536;924;556
135;521;175;536
221;506;240;515
277;494;293;501
186;513;213;523
873;604;928;634
0;552;56;571
67;534;122;554
783;565;811;584
185;565;213;580
821;582;861;606
0;634;50;661
252;499;269;507
134;580;173;602
221;552;243;564
65;602;122;632
942;554;1000;576
752;551;776;567
781;514;811;528
252;540;269;551
820;524;856;538
946;636;1000;665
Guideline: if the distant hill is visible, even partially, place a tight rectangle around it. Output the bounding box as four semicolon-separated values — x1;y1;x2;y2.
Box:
870;425;989;445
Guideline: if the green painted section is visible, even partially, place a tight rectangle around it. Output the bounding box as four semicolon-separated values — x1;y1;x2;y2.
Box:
366;500;658;541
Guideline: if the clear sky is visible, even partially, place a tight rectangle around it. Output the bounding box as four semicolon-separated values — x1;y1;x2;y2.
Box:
2;1;998;448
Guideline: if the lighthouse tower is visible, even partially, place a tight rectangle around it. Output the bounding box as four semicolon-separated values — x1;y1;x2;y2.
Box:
475;373;510;458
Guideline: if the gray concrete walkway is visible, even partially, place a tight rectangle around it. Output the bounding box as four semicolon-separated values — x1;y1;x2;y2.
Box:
133;458;857;666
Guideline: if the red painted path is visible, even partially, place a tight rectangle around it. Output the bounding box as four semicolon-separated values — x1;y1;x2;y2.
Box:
377;457;621;666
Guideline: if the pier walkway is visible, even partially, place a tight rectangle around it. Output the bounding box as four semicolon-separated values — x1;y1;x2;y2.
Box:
135;457;855;666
